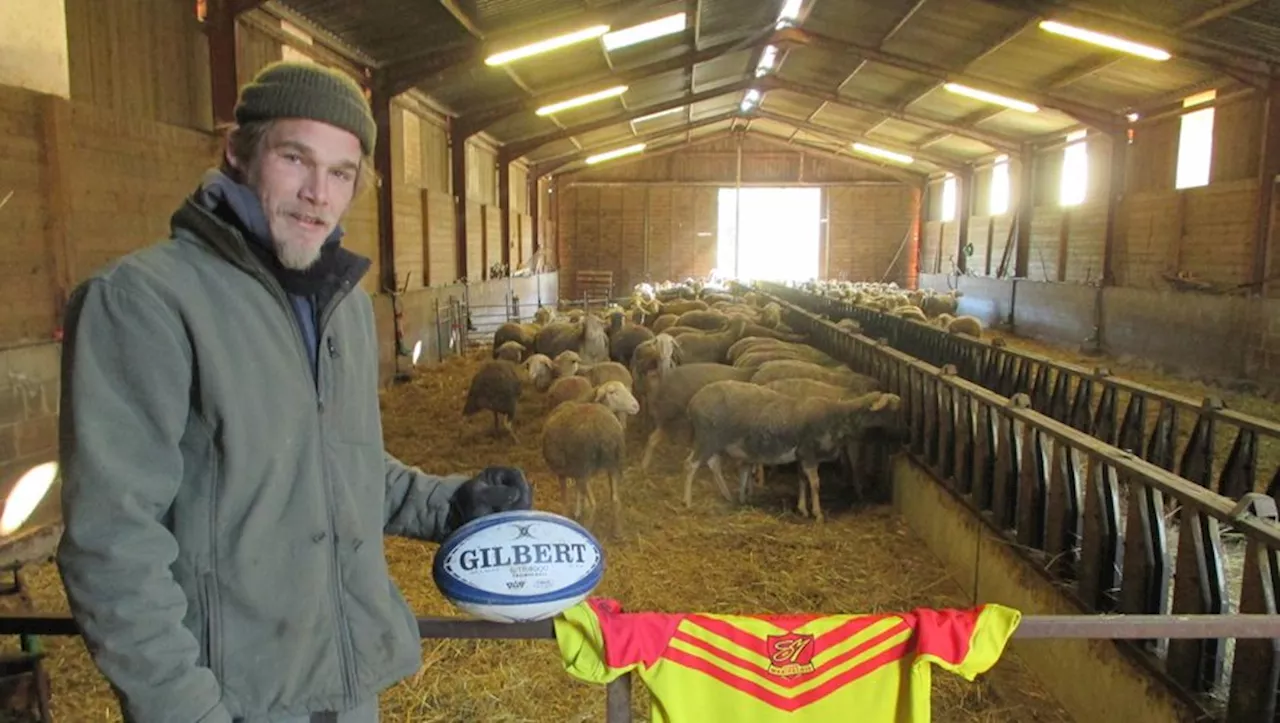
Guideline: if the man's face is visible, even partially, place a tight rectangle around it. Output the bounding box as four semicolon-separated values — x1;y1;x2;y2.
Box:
233;119;362;270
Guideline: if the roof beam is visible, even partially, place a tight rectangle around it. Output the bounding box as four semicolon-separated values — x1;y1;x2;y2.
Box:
744;131;926;185
458;31;774;138
773;26;1125;131
532;111;740;177
762;76;1022;153
376;0;674;99
751;109;965;172
975;0;1273;84
1178;0;1262;32
500;78;756;161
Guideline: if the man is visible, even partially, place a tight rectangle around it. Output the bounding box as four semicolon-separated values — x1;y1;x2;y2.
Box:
55;61;532;723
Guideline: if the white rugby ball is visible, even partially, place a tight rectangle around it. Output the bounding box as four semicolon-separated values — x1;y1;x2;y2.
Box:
432;510;604;623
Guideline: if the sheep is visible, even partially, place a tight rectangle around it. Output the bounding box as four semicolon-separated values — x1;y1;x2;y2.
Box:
922;289;962;318
675;310;728;331
726;336;784;363
660;299;708;317
672;317;749;364
541;381;641;532
609;323;655;367
462;360;523;442
932;313;955;330
947;315;983;338
683;383;903;522
534;306;555;325
492;322;538;355
892;305;927;323
553;350;582;379
742;322;806;342
764;378;878;400
630;333;682;417
734;348;842;370
835;318;862;334
581;361;633;391
651;314;680;333
533;313;609;362
524;353;555;392
546;375;593;411
639;363;755;471
749;359;870;389
495;341;526;362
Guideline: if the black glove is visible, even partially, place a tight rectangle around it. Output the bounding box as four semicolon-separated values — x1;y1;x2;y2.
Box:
447;466;534;533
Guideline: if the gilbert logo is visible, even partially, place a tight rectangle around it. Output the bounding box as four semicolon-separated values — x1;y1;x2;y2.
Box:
766;634;816;678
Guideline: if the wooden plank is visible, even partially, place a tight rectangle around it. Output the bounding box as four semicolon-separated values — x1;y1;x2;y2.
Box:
39;95;75;318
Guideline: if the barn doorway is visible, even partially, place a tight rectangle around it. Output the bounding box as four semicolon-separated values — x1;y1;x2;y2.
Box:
716;187;821;282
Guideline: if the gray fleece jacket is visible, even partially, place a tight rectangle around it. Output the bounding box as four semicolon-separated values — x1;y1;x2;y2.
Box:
55;187;465;722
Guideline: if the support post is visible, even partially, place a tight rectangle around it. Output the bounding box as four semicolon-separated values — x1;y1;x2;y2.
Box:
957;168;973;274
1014;143;1035;279
528;174;539;253
1252;79;1280;296
451;121;469;282
1102;131;1128;286
733;132;743;278
206;0;241;127
371;85;396;292
499;159;511;271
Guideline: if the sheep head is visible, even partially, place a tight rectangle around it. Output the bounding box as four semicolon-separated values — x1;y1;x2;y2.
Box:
524;354;554;392
534;306;554;325
553;350;581;378
593;381;640;416
653;333;681;370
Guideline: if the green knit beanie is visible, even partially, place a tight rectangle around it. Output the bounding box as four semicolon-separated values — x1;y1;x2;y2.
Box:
234;61;377;155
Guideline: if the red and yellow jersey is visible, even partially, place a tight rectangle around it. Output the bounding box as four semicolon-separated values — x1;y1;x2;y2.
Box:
553;597;1021;723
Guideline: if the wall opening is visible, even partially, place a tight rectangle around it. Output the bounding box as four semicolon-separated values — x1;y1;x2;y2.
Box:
716;187;821;282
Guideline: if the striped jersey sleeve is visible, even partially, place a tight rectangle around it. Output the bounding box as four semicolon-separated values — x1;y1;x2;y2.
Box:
553;597;1021;723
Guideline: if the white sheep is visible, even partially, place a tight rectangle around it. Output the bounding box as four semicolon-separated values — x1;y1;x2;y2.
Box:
541;381;641;533
684;382;903;522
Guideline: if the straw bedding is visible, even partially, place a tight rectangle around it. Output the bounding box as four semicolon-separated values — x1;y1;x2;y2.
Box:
1;347;1071;722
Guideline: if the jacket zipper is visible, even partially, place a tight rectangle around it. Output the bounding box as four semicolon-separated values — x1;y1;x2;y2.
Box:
256;271;359;708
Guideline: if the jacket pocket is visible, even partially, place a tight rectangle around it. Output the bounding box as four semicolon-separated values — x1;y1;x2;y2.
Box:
198;572;223;681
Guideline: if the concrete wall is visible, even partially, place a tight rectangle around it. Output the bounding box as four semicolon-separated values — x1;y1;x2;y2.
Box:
919;273;1280;384
893;456;1195;723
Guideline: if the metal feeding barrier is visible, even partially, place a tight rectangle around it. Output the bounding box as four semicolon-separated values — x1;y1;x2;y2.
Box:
753;285;1280;721
3;282;1280;720
760;281;1280;504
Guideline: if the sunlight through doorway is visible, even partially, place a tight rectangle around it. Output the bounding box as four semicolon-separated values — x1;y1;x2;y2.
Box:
716;187;821;282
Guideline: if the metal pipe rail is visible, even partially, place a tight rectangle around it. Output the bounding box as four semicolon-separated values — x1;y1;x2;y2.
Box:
755;288;1280;722
6;612;1280;723
760;281;1280;503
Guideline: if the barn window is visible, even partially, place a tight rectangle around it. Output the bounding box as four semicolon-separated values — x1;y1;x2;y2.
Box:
989;154;1010;215
1176;90;1216;190
940;175;957;222
1060;130;1088;207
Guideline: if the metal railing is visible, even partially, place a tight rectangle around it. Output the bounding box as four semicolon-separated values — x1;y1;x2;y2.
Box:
756;287;1280;721
761;282;1280;503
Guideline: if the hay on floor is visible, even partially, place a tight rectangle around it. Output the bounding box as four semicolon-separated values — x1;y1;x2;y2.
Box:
2;347;1071;722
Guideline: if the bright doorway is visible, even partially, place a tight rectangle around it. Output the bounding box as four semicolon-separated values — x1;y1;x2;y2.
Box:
716;187;821;282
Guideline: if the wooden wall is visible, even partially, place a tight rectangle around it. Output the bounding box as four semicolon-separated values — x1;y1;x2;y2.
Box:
922;94;1272;293
554;135;919;297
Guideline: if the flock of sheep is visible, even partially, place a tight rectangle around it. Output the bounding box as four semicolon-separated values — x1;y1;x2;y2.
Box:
796;280;985;338
459;278;906;531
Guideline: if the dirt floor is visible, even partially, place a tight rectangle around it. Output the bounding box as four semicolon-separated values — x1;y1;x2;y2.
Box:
1;346;1075;723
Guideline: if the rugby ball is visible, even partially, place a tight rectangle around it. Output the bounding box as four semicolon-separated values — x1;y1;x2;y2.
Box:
432;510;604;623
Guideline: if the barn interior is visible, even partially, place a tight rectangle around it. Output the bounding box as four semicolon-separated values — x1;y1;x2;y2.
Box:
3;0;1280;721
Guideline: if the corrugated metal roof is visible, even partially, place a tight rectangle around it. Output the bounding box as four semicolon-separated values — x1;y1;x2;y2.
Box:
272;0;1280;170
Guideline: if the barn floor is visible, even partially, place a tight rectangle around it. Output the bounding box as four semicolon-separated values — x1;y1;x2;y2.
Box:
0;347;1075;722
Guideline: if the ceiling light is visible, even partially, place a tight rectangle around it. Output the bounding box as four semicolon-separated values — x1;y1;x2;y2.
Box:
944;83;1039;113
740;88;762;112
776;0;803;27
756;45;779;77
603;13;687;51
586;143;646;165
1126;112;1140;122
633;107;684;123
485;25;610;65
536;85;629;115
1039;20;1171;61
852;142;913;165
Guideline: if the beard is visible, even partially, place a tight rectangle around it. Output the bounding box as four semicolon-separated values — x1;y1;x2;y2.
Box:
274;236;324;271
